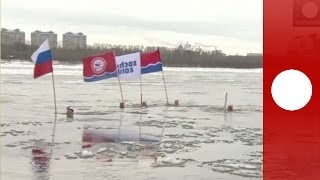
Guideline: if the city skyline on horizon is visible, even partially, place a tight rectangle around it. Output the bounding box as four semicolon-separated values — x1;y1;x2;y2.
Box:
2;26;262;55
2;0;262;55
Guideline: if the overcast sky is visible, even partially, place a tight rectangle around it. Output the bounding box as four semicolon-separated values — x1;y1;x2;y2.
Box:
1;0;262;55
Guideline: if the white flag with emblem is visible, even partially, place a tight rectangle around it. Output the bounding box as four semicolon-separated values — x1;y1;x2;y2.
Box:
116;52;141;81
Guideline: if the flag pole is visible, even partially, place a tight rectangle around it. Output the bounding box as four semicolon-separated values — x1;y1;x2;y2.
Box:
51;71;57;114
117;76;125;105
139;51;143;107
140;72;143;107
114;51;125;107
158;48;169;105
161;70;169;105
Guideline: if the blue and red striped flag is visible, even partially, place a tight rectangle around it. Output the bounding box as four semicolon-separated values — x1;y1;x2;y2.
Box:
141;49;163;74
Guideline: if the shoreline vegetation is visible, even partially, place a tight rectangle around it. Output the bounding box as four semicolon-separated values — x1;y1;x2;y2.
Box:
1;43;262;68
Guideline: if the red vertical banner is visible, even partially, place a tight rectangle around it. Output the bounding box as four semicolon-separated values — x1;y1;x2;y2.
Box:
264;0;320;179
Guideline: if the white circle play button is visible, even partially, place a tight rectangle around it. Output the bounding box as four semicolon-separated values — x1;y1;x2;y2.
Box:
271;69;312;111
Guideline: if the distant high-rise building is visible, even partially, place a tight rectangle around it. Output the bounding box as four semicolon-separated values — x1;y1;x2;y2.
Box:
63;32;87;49
1;28;25;45
31;30;57;48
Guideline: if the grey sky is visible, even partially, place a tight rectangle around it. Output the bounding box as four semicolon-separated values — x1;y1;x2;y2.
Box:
2;0;262;55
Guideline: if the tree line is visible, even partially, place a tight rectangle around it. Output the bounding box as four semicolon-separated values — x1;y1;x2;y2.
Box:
1;43;262;68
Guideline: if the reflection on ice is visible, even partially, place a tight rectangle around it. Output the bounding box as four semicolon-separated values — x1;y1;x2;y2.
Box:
82;128;160;144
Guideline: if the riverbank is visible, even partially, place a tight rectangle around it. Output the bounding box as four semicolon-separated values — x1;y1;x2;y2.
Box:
2;44;262;69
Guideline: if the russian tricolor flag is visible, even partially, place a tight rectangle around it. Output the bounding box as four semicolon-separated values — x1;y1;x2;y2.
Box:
31;39;53;79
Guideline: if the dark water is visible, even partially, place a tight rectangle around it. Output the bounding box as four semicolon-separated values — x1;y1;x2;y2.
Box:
1;61;262;180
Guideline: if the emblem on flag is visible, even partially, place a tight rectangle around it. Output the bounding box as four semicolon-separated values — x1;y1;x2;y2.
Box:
91;57;107;74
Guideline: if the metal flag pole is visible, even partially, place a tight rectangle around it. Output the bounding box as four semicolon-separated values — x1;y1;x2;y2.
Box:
139;51;143;107
51;71;58;155
114;51;125;108
140;72;143;107
117;75;125;106
158;48;169;105
161;70;169;105
51;71;57;114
